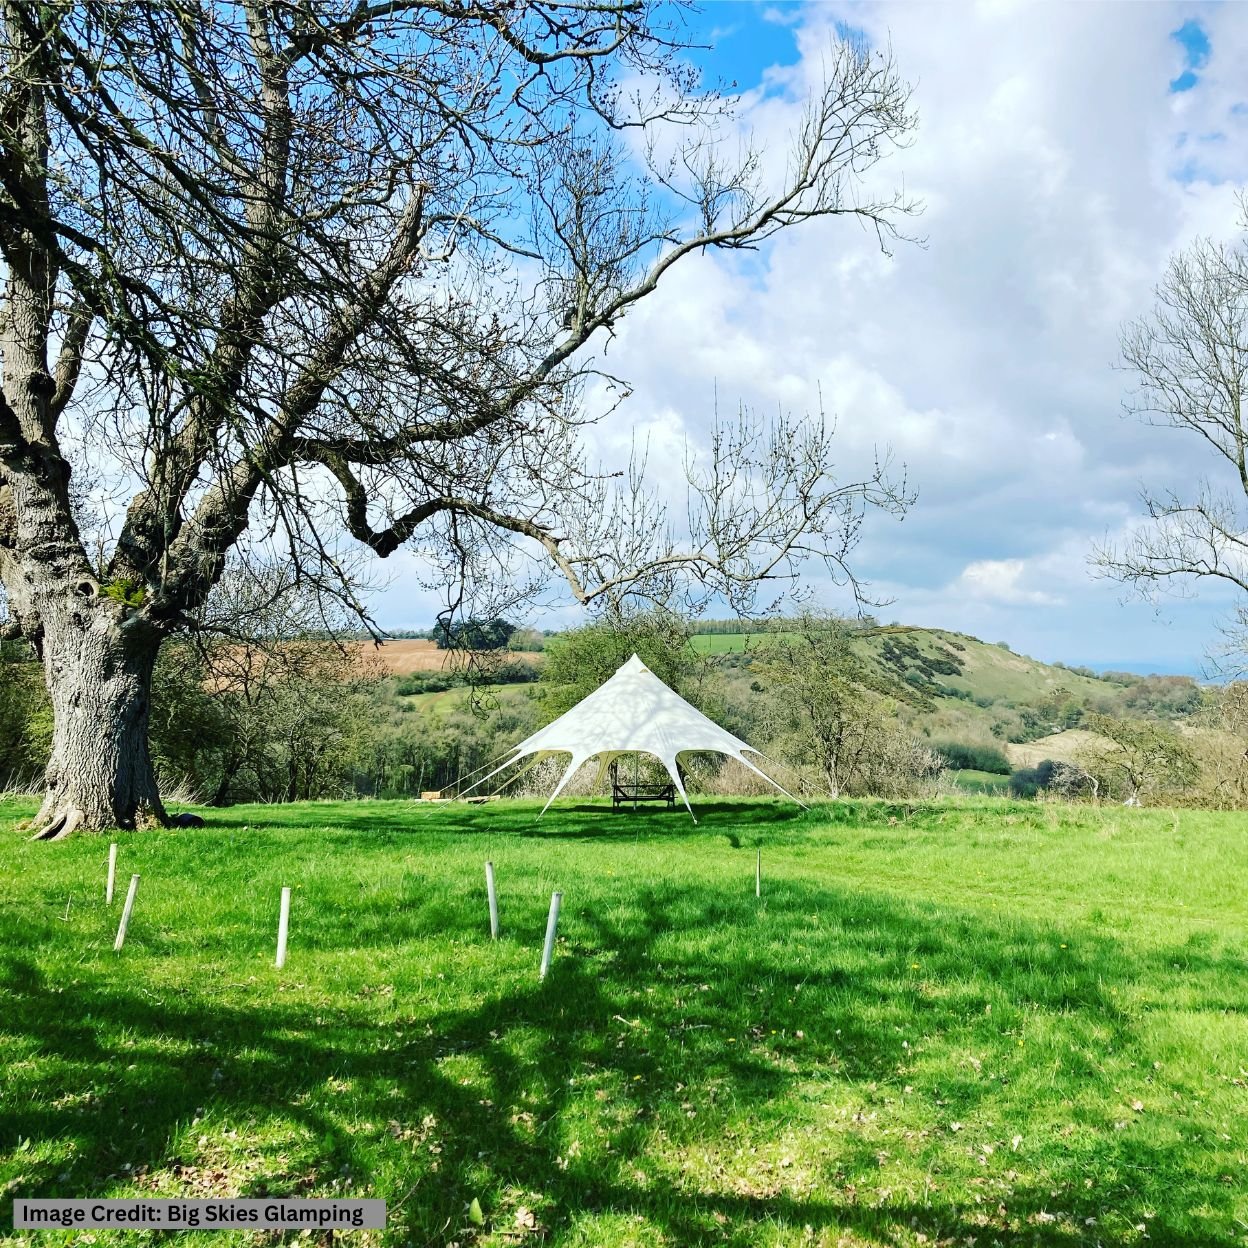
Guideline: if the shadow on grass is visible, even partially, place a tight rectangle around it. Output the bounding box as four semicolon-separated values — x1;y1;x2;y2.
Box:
0;874;1242;1247
201;798;815;846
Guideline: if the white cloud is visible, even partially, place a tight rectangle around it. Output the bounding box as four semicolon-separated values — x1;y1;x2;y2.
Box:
374;3;1248;669
560;1;1248;666
954;558;1064;607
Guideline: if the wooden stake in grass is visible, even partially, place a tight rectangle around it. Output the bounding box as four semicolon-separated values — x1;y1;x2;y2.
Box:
485;861;499;940
106;842;117;905
276;886;292;969
113;874;140;951
539;891;562;981
756;847;762;898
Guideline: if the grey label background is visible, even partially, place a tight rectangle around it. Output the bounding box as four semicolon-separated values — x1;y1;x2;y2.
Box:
14;1199;386;1229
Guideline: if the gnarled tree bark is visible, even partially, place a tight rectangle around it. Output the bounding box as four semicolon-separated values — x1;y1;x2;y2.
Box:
29;606;165;839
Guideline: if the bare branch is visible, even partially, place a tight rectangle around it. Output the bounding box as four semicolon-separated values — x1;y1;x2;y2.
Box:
1096;234;1248;643
0;0;921;829
49;301;92;419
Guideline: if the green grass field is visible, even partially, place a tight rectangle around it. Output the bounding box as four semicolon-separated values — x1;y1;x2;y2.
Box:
2;795;1246;1247
395;683;535;717
946;769;1011;794
688;632;766;655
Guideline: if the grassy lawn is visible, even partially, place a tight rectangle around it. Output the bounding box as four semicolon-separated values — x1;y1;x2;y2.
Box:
946;769;1011;794
2;795;1246;1246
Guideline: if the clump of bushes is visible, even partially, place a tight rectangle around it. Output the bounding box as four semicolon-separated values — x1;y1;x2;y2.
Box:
1008;759;1058;798
489;658;541;685
434;616;515;650
0;641;52;789
395;659;540;696
934;741;1011;774
395;671;463;695
941;686;976;702
879;636;967;690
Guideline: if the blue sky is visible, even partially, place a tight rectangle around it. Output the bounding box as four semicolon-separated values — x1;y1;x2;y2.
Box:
679;3;802;89
377;2;1248;675
1170;16;1211;91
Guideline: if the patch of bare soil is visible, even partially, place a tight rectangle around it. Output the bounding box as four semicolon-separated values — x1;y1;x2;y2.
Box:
360;640;543;675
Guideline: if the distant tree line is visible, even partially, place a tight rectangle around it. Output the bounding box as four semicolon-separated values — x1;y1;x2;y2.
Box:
686;618;773;636
3;609;1241;811
686;616;881;637
435;617;517;651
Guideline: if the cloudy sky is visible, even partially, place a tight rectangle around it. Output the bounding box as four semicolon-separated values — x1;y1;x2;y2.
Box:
378;1;1248;673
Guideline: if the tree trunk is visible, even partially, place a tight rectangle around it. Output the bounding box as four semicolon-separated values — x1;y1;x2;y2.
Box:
29;609;167;840
823;766;840;799
209;757;237;807
822;746;840;799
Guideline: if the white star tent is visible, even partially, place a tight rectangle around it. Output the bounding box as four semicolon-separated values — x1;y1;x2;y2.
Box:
463;654;802;821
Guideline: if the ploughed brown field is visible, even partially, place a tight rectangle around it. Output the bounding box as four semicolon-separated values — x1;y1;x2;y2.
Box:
203;639;542;692
360;638;542;674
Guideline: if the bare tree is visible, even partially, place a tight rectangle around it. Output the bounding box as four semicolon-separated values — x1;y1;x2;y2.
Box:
0;1;919;837
1045;759;1099;802
1094;230;1248;660
754;611;931;798
1079;712;1197;806
152;568;386;807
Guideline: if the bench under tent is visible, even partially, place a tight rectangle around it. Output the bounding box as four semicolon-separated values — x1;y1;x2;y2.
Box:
463;654;801;822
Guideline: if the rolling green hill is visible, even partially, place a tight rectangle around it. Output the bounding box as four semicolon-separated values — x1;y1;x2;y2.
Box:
861;627;1112;703
695;625;1199;751
697;625;1121;703
401;625;1200;761
0;624;1205;806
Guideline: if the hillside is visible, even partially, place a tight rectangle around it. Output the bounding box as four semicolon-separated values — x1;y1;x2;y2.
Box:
864;627;1113;704
694;624;1201;750
0;624;1208;804
1006;729;1107;768
356;626;1206;796
697;625;1126;701
372;630;1192;744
